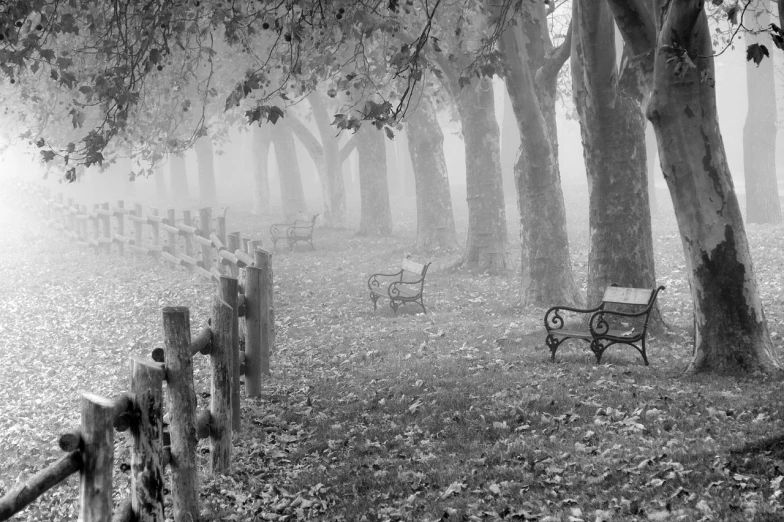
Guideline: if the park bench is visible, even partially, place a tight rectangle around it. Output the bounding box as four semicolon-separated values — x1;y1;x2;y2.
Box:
544;285;665;365
269;213;318;251
368;259;431;314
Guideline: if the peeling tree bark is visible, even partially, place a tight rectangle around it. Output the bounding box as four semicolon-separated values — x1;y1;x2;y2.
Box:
251;124;271;215
270;120;308;217
356;126;392;236
743;0;781;224
497;2;580;305
571;0;658;309
609;0;780;373
406;95;459;250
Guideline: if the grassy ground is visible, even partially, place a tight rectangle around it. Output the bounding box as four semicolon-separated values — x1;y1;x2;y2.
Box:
2;191;784;521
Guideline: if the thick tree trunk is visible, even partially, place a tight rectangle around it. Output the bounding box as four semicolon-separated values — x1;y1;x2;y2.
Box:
743;1;781;224
194;135;217;206
498;6;580;306
406;96;459;250
154;166;167;201
356;126;392;236
270;120;308;217
169;154;189;201
571;0;658;308
645;124;659;215
396;131;417;201
251;124;271;215
454;80;509;272
309;92;347;227
646;2;779;373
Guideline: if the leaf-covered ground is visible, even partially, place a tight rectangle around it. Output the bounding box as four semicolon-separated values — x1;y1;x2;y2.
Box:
3;191;784;521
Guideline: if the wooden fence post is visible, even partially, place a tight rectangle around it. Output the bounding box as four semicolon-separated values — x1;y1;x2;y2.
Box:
244;263;266;397
116;201;125;257
150;208;161;261
162;307;200;522
198;208;213;272
91;204;100;256
130;356;165;521
166;209;178;259
133;204;144;262
216;214;227;274
255;248;275;363
227;233;240;278
183;210;194;274
211;298;234;472
101;202;112;255
218;276;240;431
79;392;115;522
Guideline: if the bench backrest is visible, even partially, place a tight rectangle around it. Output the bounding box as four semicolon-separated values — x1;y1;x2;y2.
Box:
601;286;654;306
401;259;429;282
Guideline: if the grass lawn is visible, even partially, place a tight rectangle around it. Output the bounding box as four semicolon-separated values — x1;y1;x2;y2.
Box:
2;190;784;521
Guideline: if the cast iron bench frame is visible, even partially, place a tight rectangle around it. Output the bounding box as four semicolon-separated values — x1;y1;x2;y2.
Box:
269;213;318;251
368;259;431;314
544;284;665;365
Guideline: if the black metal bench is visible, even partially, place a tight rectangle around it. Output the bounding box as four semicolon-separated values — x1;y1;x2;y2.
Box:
544;285;664;365
368;259;431;314
269;213;318;251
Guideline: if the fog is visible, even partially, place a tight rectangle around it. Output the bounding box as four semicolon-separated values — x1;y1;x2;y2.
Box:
2;40;783;234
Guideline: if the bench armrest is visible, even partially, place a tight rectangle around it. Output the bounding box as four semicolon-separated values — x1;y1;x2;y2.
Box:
270;222;294;236
544;303;604;332
388;278;424;297
287;223;315;237
588;308;654;338
368;270;404;290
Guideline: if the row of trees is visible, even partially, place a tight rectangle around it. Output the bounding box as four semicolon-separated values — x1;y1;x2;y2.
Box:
1;0;783;375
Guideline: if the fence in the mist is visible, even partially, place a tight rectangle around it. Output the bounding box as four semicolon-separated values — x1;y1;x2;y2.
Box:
0;182;277;521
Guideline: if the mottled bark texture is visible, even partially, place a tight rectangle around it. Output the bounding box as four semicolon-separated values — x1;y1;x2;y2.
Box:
251;124;271;215
194;135;217;206
455;80;509;271
309;92;347;227
645;124;658;215
270;120;308;217
609;0;780;373
406;96;459;250
356;126;392;236
496;2;580;305
571;0;658;309
743;0;781;224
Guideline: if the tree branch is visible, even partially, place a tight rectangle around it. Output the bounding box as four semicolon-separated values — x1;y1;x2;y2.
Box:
285;116;323;163
538;20;573;85
340;136;357;163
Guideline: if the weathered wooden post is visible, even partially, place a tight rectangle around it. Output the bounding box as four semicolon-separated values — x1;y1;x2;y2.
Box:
211;298;234;472
150;208;161;261
79;392;115;522
100;202;112;255
227;232;241;278
218;276;240;431
115;201;125;257
166;209;178;259
216;214;227;274
91;204;101;256
162;307;200;522
183;210;194;274
244;261;267;397
132;204;145;262
198;208;213;272
255;248;275;361
129;357;165;521
66;198;75;236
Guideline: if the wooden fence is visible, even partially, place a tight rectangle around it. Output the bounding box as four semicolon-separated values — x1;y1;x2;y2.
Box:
0;182;277;520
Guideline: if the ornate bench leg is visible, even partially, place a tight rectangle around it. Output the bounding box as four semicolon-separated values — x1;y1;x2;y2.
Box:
417;297;426;314
370;293;379;312
545;334;560;362
390;300;400;314
591;340;606;364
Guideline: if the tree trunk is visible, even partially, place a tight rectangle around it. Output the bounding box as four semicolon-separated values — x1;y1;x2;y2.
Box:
645;124;659;215
743;0;781;224
571;0;658;309
309;92;347;227
251;124;271;215
270;120;308;217
356;126;392;236
169;153;189;201
195;135;217;206
645;1;780;373
498;4;581;306
454;79;509;272
406;96;459;250
154;166;167;202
